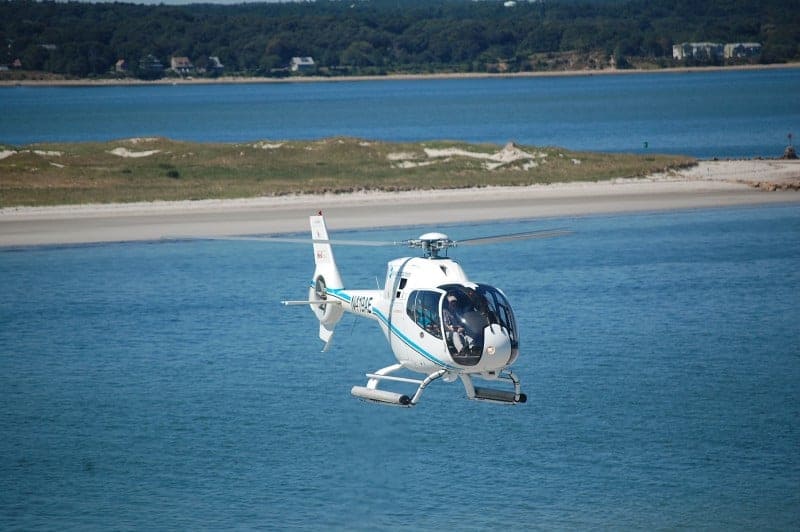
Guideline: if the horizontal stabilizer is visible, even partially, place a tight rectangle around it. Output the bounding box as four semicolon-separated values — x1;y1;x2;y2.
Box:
473;386;527;404
351;386;411;406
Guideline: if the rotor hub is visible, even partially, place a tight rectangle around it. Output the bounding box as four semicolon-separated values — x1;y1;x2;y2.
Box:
405;232;455;258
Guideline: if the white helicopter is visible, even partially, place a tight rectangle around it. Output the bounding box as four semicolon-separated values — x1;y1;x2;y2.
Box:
276;213;569;407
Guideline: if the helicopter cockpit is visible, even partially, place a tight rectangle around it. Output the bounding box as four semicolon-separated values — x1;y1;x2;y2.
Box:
406;283;519;367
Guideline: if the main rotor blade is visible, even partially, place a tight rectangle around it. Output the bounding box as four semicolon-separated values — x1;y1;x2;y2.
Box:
320;238;398;247
162;235;308;244
456;228;572;246
164;228;572;248
162;235;398;246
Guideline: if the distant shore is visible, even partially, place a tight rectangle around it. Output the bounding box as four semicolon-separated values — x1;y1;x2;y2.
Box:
1;63;798;88
1;160;798;248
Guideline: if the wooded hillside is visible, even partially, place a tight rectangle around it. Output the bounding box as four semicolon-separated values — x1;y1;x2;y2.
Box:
1;0;797;79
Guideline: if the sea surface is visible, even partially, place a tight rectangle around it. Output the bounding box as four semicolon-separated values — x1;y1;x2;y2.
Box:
1;68;799;158
2;205;799;529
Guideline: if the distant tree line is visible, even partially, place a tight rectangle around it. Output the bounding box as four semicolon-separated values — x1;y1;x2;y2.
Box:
1;0;798;79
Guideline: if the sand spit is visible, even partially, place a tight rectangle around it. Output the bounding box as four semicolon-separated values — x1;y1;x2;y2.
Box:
671;159;800;190
1;160;798;248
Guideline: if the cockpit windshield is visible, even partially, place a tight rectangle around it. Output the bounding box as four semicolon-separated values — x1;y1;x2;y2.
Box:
405;283;519;367
439;283;519;365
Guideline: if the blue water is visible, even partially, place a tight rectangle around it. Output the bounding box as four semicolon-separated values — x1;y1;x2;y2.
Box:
2;205;799;529
2;68;799;158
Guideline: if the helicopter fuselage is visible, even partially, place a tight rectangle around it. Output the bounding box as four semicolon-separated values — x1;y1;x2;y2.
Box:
316;256;519;378
295;214;526;406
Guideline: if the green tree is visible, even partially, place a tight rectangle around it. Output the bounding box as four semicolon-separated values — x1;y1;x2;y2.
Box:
341;41;379;67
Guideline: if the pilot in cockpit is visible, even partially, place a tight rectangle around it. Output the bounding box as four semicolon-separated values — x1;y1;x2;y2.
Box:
443;294;473;355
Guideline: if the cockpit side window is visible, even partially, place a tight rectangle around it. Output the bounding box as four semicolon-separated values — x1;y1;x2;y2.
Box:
406;290;443;339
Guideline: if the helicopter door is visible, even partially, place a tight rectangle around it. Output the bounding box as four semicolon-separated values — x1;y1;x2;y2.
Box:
405;290;444;339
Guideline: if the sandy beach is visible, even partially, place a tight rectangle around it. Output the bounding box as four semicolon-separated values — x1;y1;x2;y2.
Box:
1;160;798;247
2;63;798;88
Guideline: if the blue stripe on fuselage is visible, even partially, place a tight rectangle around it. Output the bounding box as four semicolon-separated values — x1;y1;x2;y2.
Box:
312;284;454;370
371;308;455;370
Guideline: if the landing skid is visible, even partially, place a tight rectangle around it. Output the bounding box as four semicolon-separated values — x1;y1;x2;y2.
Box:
350;364;526;407
351;363;445;407
460;371;527;404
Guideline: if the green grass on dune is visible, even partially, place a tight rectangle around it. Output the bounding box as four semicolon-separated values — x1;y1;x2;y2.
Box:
0;137;696;207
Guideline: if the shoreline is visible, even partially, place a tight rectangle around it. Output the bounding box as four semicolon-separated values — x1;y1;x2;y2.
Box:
2;160;798;248
1;63;798;88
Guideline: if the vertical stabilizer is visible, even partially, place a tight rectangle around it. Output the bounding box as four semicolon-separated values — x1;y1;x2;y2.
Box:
309;215;344;349
310;215;344;289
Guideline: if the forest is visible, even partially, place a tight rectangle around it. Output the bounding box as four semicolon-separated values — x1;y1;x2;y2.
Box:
1;0;798;79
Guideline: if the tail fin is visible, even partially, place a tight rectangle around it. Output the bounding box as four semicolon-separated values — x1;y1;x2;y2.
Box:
309;214;344;350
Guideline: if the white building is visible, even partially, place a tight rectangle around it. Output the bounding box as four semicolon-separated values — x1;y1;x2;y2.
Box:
724;43;762;59
290;57;315;72
672;42;724;60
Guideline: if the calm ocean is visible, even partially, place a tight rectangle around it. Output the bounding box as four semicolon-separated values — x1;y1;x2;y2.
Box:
1;68;799;158
2;206;799;529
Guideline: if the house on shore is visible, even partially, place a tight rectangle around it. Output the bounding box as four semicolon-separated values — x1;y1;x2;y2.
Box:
290;57;315;73
672;42;724;60
170;56;194;76
724;43;762;59
673;41;762;62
